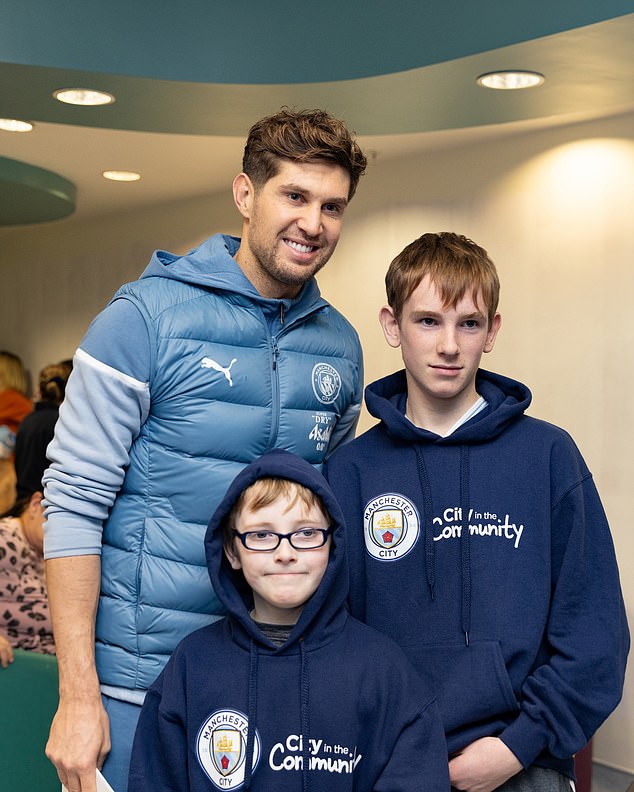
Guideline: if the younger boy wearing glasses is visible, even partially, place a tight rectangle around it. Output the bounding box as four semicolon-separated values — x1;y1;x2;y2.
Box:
128;450;450;792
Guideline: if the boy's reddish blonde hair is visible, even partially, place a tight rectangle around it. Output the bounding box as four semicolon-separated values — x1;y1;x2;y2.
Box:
386;232;500;326
224;477;330;548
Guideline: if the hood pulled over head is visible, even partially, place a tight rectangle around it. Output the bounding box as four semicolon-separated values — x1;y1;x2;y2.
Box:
204;450;349;650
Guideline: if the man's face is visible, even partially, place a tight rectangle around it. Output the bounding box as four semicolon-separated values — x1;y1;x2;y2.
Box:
380;275;501;416
226;494;331;625
233;159;350;299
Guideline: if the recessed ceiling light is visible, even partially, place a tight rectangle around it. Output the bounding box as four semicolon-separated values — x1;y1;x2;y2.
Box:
0;118;34;132
102;170;141;182
53;88;115;106
476;71;545;90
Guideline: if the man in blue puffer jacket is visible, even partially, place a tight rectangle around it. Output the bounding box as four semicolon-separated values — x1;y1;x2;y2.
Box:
42;108;367;792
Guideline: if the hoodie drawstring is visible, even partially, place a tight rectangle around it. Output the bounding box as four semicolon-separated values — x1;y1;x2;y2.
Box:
414;444;472;646
244;640;259;790
243;639;312;790
460;446;472;646
414;446;436;600
300;640;310;792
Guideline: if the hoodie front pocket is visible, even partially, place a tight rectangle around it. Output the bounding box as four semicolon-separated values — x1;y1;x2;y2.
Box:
407;639;519;732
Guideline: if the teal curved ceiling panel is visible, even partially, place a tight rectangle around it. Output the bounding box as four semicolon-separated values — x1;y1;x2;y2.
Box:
1;0;634;83
0;156;76;225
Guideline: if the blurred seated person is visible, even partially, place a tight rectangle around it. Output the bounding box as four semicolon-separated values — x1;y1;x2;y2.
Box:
15;361;72;499
0;491;54;668
0;350;32;436
0;351;32;513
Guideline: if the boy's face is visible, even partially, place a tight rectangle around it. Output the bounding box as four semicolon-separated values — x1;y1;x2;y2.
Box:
380;274;501;416
225;494;331;625
232;159;350;299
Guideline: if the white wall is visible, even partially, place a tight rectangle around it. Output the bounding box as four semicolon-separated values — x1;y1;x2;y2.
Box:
0;190;241;381
1;109;632;770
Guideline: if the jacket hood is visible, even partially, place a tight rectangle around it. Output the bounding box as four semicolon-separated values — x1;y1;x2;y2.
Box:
139;233;324;310
365;367;532;444
204;450;349;653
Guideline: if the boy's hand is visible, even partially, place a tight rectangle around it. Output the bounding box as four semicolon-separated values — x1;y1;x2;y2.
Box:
449;736;522;792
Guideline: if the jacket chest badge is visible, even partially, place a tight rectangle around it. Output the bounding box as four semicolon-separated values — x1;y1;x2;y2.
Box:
312;362;342;405
363;494;420;561
201;356;238;387
197;708;261;788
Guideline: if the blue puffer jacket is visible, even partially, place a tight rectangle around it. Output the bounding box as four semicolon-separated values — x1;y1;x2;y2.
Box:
44;234;363;690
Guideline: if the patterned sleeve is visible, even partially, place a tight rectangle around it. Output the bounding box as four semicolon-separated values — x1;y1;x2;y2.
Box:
0;519;55;654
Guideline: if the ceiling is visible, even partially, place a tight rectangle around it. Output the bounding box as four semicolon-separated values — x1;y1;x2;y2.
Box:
1;1;634;225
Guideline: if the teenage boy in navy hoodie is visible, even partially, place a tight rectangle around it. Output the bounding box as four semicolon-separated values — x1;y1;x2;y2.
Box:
325;232;629;792
128;450;450;792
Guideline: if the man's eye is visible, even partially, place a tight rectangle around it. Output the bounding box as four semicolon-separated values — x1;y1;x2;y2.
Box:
323;203;342;215
288;192;302;202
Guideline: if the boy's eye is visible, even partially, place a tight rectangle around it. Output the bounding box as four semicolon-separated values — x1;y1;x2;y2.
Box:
253;531;275;541
420;317;436;326
295;529;317;539
463;319;480;329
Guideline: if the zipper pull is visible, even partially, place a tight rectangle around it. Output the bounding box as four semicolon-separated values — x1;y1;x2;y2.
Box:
280;303;286;324
272;339;278;370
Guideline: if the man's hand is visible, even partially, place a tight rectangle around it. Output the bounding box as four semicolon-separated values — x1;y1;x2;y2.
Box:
0;634;13;668
449;736;523;792
45;555;106;792
46;694;111;792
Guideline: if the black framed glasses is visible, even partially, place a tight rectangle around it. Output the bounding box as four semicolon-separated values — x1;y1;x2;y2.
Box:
232;528;331;552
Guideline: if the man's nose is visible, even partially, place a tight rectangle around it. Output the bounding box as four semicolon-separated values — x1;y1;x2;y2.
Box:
296;204;322;237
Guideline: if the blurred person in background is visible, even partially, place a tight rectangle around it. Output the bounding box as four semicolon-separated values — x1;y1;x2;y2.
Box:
0;351;32;513
0;490;53;668
15;360;72;500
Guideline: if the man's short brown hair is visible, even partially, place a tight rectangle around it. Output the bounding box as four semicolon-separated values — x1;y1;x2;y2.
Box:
385;232;500;326
242;108;367;200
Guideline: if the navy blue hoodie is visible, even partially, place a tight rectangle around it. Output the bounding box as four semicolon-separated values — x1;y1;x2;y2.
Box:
128;450;450;791
325;369;629;780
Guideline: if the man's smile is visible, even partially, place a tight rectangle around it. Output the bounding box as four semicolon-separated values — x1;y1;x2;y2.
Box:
284;238;319;254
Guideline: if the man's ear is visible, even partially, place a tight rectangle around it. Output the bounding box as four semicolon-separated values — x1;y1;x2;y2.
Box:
484;312;502;354
232;173;255;221
379;305;401;349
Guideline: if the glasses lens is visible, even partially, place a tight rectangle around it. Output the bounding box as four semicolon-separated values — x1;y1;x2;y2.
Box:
243;531;278;550
239;529;329;551
290;529;327;549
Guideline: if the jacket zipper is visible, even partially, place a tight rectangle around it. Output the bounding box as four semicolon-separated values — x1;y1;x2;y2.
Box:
267;300;325;448
269;335;280;443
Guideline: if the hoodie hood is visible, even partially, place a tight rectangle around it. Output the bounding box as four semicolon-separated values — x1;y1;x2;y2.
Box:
365;367;532;445
204;450;349;653
139;232;324;312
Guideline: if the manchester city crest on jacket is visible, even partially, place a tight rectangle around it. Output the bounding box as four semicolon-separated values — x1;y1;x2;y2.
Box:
311;362;342;405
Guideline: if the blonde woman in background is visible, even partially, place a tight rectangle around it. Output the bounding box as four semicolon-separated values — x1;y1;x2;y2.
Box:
0;351;32;513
